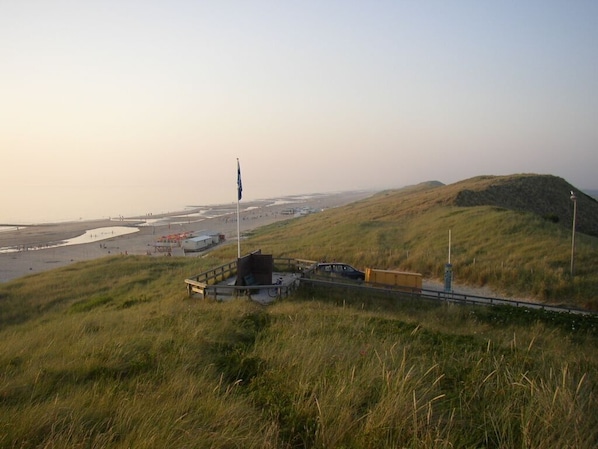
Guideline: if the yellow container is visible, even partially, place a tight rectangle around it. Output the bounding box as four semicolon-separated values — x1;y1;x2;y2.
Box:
365;268;422;290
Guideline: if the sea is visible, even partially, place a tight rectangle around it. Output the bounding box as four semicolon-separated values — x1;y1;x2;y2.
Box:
0;226;140;254
0;183;323;248
0;185;234;226
0;183;327;227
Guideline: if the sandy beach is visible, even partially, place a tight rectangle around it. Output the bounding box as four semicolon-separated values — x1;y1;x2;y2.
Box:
0;191;373;283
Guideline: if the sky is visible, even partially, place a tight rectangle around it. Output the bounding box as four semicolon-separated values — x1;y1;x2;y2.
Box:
1;1;597;223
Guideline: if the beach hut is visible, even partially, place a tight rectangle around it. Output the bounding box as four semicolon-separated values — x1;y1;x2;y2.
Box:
181;235;213;252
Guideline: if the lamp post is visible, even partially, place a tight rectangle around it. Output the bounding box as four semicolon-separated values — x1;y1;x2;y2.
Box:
444;229;452;293
570;191;577;277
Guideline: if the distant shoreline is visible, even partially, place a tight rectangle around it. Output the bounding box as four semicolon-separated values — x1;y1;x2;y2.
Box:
0;191;366;227
0;191;374;283
0;225;140;254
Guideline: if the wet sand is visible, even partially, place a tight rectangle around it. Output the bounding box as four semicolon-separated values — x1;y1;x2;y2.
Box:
0;191;373;283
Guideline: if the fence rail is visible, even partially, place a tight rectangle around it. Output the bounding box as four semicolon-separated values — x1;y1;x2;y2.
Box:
185;258;594;315
300;278;595;316
184;257;315;299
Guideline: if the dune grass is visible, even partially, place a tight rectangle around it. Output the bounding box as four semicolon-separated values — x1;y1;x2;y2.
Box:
0;257;596;448
1;181;598;447
223;193;598;308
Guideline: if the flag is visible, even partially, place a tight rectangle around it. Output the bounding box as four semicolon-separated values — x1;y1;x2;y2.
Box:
237;159;243;201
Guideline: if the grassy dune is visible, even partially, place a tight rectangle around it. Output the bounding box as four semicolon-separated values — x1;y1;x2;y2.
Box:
219;176;598;309
0;257;597;448
1;174;598;447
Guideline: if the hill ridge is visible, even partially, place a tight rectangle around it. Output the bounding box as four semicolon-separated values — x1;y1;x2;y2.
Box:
383;174;598;236
445;174;598;236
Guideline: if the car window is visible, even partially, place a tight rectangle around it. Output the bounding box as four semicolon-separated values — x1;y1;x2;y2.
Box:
317;263;360;275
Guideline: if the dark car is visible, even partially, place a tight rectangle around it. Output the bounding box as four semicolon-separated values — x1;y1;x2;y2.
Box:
314;262;365;281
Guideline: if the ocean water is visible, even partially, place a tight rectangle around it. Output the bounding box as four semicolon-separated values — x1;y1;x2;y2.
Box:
0;183;328;225
0;226;139;254
0;226;19;233
0;185;233;225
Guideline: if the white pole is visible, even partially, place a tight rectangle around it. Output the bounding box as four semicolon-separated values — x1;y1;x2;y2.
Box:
570;193;577;277
237;196;241;259
237;158;241;259
448;229;451;264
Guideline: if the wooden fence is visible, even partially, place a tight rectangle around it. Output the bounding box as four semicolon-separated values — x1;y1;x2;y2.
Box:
185;258;594;315
184;257;316;299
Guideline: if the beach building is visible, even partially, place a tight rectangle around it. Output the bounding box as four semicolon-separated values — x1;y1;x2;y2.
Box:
181;231;225;252
181;236;212;252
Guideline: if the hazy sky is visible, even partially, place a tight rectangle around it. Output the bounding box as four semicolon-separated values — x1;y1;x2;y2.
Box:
1;1;597;222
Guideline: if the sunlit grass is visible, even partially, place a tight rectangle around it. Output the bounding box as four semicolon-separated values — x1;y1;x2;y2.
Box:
1;179;598;447
1;253;597;448
220;194;598;308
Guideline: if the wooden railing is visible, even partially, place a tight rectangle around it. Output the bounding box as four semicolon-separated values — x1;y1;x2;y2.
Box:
184;257;316;299
186;258;595;315
185;260;238;298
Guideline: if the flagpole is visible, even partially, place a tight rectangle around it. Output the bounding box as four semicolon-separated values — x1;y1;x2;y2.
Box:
236;158;242;259
236;196;240;259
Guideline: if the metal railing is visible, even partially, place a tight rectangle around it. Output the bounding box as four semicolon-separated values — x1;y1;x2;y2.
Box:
418;288;593;315
299;278;596;316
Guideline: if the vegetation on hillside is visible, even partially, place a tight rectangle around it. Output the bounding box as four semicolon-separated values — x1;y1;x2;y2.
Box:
217;174;598;309
1;173;597;448
0;255;597;448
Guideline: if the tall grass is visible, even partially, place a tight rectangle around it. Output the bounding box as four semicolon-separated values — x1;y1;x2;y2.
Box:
0;281;280;448
1;182;598;447
1;254;597;447
226;202;598;308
